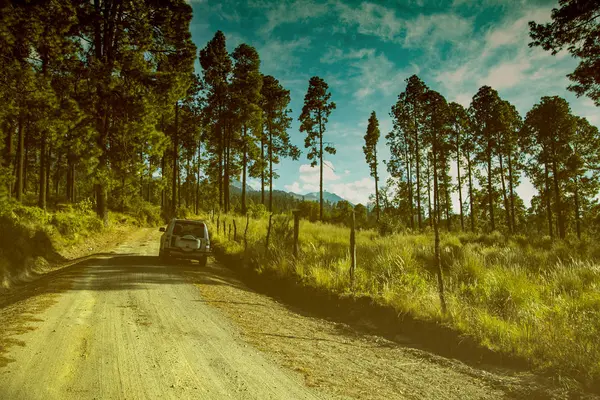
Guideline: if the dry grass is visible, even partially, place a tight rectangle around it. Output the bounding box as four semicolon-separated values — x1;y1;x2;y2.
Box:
209;213;600;388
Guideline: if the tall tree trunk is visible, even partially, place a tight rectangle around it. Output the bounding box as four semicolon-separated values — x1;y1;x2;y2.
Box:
16;114;24;202
172;102;178;216
139;153;144;198
71;160;77;203
499;154;511;233
432;134;446;314
224;122;230;213
466;151;475;232
161;154;165;209
426;154;432;228
415;126;422;229
45;143;51;204
54;151;62;197
574;175;581;240
185;156;191;207
413;101;422;229
121;176;125;212
507;152;516;232
4;121;14;198
242;124;247;214
72;162;76;203
178;165;181;208
444;171;451;231
93;0;109;227
436;172;441;225
66;157;72;201
544;160;554;239
456;137;464;231
38;133;47;209
196;140;201;214
261;134;265;205
404;140;414;229
319;112;324;222
551;159;565;239
23;129;28;196
374;147;380;222
487;150;495;231
269;123;274;213
147;158;151;203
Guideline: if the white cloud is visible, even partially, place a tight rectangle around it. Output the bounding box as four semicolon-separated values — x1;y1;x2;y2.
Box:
403;13;473;49
335;2;473;50
432;6;569;107
330;177;375;205
479;60;530;90
285;181;302;193
336;2;403;42
258;37;312;74
349;50;418;100
299;160;340;184
258;0;330;35
285;181;320;193
320;47;376;64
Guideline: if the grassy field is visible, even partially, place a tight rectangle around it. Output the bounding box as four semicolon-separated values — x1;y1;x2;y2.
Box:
209;212;600;389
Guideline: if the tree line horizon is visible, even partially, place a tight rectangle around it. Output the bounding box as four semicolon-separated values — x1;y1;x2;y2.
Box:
1;0;599;240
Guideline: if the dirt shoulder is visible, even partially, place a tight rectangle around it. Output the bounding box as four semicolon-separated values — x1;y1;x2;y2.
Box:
199;257;598;400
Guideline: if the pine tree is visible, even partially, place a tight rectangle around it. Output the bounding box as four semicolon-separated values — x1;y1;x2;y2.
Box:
469;86;503;232
530;0;600;105
299;76;336;221
200;30;232;212
567;117;600;239
363;111;381;221
522;96;576;239
423;89;450;313
261;75;299;213
449;102;469;231
231;44;262;215
388;76;428;229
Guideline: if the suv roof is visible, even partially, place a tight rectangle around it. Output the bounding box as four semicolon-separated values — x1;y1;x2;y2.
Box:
173;219;206;224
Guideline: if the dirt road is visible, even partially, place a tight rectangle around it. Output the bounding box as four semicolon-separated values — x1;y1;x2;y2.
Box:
0;229;318;400
0;229;593;399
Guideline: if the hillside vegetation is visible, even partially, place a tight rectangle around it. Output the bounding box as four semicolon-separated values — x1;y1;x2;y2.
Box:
0;200;162;291
210;212;600;389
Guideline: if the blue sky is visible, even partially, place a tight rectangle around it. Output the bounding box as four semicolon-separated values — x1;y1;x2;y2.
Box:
187;0;598;207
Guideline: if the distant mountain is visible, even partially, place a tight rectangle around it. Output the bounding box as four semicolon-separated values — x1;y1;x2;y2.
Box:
289;190;352;206
230;179;257;193
228;183;352;206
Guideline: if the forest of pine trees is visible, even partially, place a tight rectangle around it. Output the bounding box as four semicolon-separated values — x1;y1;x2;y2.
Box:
1;0;600;241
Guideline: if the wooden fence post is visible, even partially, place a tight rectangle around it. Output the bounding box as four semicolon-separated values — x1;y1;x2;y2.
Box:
265;213;273;251
350;210;356;288
293;210;300;258
222;219;225;236
233;219;237;242
228;223;232;241
217;214;220;234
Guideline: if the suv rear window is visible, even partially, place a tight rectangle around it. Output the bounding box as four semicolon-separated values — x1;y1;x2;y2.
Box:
172;222;205;238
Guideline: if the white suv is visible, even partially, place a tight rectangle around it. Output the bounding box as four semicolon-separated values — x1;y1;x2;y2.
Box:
159;219;211;266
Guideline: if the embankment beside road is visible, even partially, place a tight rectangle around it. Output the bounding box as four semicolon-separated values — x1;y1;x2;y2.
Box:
0;200;161;294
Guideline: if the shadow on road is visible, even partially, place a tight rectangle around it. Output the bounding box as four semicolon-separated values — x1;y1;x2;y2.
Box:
0;254;249;309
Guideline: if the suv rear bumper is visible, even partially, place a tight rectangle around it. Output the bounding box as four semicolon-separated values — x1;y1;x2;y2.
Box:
163;248;211;259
